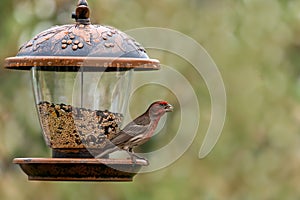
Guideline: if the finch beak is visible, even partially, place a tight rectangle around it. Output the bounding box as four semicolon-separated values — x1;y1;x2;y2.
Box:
164;104;174;112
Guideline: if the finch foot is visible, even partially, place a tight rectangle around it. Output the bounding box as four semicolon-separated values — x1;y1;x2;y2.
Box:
127;152;149;166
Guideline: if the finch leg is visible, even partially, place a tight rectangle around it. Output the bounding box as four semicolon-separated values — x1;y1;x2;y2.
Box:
126;149;149;166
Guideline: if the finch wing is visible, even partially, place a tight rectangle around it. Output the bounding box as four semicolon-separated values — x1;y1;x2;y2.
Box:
111;121;149;146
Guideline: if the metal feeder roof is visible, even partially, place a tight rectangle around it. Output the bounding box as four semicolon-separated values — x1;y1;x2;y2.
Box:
5;0;160;72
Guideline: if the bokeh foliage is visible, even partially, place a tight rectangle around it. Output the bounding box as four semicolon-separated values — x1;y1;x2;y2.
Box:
1;0;300;199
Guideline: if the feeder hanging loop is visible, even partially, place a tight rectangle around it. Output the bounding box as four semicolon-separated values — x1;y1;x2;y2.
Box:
72;0;91;25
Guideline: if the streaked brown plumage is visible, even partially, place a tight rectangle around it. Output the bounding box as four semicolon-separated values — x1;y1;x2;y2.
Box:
96;101;173;163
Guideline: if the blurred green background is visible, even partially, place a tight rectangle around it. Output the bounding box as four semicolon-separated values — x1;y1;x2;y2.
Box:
1;0;300;199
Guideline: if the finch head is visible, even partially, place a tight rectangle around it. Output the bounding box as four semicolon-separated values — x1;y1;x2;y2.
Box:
147;101;173;118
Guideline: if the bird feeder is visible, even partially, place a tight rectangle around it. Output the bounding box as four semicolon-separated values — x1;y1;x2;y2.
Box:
4;0;159;181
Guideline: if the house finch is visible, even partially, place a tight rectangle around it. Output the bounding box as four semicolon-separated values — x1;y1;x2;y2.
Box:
96;101;173;164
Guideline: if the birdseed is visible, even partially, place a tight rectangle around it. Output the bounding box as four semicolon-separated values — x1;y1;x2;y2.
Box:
38;101;123;149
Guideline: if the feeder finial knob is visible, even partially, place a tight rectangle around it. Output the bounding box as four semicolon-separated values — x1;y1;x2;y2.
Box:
72;0;91;25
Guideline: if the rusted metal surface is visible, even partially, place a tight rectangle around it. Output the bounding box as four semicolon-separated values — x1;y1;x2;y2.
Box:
13;158;148;182
14;24;148;58
5;0;160;71
5;57;160;71
72;0;91;25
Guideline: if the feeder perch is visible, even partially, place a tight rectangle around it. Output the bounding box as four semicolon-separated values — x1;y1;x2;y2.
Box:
4;0;159;181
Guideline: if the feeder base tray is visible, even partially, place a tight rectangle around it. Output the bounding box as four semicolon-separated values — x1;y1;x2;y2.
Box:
13;158;148;182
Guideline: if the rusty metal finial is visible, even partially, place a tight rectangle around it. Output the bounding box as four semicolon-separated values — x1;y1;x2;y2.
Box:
72;0;91;25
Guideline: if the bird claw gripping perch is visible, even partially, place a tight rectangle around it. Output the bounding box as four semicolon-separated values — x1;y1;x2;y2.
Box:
128;152;149;166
